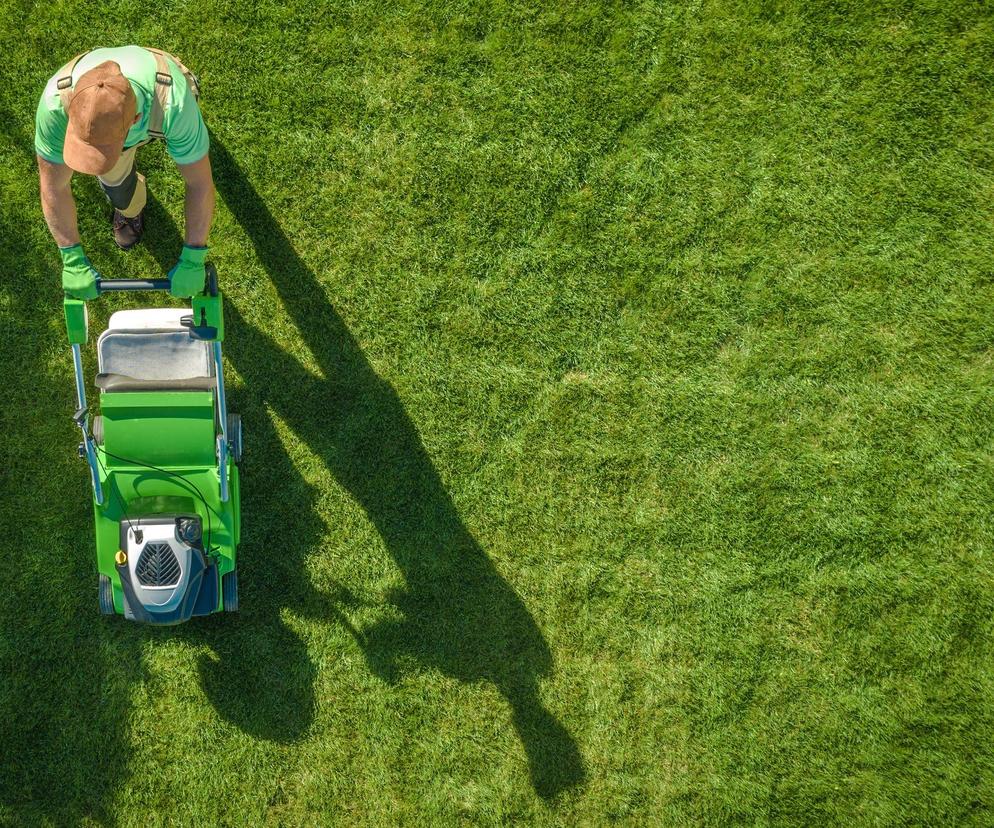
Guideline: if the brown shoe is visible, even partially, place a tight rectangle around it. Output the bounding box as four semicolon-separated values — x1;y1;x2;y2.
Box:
112;209;145;250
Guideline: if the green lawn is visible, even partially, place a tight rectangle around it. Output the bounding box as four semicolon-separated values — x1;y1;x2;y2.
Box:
2;1;994;824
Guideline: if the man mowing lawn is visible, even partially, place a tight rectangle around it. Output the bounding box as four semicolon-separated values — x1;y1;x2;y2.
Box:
35;45;215;299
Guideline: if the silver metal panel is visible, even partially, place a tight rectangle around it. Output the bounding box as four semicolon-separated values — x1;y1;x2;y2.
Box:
125;524;193;611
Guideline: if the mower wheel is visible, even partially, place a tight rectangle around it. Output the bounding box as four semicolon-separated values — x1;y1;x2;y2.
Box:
227;413;243;464
99;575;114;615
223;570;238;612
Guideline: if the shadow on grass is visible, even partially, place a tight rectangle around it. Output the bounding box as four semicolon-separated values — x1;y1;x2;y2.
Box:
0;207;143;824
146;139;585;799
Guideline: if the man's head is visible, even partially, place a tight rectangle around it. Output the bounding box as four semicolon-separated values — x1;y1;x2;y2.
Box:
63;61;138;175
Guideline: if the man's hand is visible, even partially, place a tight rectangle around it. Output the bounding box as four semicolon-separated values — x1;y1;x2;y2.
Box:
168;245;208;297
60;244;99;300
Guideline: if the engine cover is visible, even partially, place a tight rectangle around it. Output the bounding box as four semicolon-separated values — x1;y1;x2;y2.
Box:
116;516;218;624
125;520;194;611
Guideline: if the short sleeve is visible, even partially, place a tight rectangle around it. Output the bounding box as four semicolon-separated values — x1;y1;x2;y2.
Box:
165;91;209;165
34;87;68;164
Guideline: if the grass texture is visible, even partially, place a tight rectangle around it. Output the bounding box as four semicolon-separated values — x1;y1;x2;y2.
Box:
2;0;994;824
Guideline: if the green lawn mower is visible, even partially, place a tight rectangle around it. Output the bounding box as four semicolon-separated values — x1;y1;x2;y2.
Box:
64;263;241;624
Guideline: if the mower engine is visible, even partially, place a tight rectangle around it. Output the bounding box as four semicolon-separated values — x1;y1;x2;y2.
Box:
117;517;220;624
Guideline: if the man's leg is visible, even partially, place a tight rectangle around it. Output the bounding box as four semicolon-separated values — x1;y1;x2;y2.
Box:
97;144;146;249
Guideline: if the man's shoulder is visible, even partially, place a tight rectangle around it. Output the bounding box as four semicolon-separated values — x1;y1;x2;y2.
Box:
36;70;66;125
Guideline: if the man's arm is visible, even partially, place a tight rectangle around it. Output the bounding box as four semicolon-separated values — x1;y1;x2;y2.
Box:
37;156;79;247
39;155;100;299
177;154;215;247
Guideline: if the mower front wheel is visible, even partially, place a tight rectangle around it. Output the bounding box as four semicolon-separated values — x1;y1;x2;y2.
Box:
222;570;238;612
99;574;114;615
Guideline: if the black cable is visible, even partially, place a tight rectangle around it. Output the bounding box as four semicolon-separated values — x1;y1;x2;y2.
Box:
98;448;220;557
94;449;139;542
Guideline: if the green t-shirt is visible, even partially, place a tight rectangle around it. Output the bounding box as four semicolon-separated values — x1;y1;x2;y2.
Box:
35;45;209;166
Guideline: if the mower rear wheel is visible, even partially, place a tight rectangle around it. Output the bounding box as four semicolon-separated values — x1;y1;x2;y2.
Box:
227;413;243;464
222;570;238;612
98;574;114;615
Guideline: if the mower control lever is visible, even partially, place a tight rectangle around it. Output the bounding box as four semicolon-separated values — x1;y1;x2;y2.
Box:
206;263;219;297
180;313;219;341
73;406;88;427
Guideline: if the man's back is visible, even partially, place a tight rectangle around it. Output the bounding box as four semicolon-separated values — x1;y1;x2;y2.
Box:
36;45;207;167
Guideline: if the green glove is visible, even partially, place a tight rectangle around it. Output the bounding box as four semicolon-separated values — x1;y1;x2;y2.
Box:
168;245;209;298
60;244;99;300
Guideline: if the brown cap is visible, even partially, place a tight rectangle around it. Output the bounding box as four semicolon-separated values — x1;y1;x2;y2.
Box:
63;61;137;175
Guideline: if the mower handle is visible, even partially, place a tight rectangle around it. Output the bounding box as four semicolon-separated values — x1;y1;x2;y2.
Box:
95;263;219;296
97;278;171;292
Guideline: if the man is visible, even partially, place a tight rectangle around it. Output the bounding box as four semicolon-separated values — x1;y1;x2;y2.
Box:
35;45;215;299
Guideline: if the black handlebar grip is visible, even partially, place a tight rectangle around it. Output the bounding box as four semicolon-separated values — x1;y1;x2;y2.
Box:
97;278;172;293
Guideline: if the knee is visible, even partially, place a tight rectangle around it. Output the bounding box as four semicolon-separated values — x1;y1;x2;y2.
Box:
100;163;138;209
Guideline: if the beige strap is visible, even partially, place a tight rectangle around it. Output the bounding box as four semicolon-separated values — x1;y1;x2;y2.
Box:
157;49;199;98
55;51;91;113
146;49;173;139
142;47;201;141
145;47;200;98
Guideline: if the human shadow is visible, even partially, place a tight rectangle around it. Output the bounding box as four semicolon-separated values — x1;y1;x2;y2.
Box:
145;197;322;743
147;139;585;798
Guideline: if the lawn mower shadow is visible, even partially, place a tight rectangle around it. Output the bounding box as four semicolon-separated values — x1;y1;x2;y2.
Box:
145;141;585;799
0;208;143;824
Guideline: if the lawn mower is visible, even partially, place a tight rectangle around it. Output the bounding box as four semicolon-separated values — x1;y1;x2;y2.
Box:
64;263;241;624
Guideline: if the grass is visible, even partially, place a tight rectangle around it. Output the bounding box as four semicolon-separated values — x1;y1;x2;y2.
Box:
2;0;994;824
